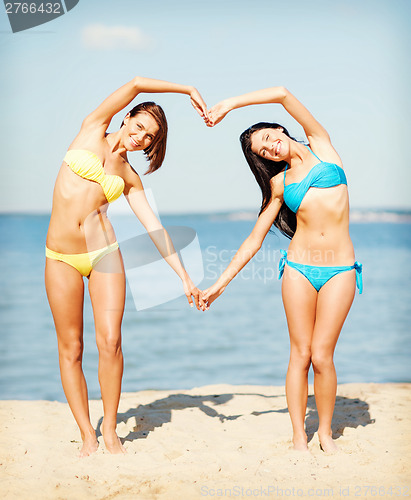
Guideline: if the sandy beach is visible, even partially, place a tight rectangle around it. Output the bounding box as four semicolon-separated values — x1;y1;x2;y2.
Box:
1;383;410;499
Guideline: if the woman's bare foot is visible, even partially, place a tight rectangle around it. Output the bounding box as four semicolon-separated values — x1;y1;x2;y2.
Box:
102;420;126;454
79;435;99;458
318;432;339;454
292;433;309;452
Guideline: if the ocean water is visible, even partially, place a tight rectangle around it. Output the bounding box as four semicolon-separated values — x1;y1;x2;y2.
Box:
0;213;410;402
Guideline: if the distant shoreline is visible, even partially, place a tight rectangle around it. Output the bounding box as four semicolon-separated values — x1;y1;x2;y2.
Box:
1;209;411;223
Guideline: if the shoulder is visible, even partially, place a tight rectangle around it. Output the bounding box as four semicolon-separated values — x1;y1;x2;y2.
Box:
307;138;343;168
69;122;106;149
269;170;285;200
121;160;144;192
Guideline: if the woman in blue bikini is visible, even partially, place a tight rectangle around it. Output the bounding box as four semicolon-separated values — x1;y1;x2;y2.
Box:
203;86;362;453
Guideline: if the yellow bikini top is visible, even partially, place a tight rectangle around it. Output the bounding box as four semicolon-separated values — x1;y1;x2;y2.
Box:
64;149;125;203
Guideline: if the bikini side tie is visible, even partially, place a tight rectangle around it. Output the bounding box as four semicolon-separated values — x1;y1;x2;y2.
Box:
354;261;363;294
278;249;287;280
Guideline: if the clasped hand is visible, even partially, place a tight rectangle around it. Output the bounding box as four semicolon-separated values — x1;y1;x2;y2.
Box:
185;280;224;312
189;88;231;128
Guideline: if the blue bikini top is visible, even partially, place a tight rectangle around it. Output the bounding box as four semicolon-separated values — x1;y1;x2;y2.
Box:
283;145;347;213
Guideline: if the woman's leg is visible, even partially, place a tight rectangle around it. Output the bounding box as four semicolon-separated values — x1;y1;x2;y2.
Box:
45;259;98;457
88;250;126;454
311;269;356;453
282;265;318;450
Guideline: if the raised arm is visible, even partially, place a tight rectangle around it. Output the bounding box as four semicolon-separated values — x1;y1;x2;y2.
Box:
208;86;329;142
82;76;209;130
123;175;205;310
203;188;282;308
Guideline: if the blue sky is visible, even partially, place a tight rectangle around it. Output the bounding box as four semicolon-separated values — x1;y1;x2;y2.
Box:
1;0;410;214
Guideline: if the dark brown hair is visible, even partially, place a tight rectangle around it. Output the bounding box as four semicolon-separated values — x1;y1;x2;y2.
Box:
240;122;297;239
122;101;168;174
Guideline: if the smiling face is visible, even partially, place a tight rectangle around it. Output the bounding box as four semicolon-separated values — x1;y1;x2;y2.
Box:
250;127;290;161
123;111;160;151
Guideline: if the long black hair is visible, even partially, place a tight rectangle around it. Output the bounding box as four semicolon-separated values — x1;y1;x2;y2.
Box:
240;122;297;239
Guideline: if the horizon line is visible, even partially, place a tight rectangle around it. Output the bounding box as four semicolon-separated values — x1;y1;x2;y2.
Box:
1;207;411;217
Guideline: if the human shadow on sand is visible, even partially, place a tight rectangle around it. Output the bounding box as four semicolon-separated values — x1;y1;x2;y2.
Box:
96;392;285;443
304;395;375;444
95;392;374;445
248;394;375;444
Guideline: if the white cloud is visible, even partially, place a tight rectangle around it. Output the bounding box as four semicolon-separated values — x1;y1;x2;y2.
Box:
82;24;152;51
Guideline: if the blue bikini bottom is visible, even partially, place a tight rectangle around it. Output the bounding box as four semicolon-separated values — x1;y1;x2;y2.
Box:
278;250;363;293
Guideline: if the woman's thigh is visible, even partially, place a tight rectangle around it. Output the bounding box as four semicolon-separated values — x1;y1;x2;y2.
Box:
45;259;84;345
88;250;126;340
312;269;356;355
282;265;318;351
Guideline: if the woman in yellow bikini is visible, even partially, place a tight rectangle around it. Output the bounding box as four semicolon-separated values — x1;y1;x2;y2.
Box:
45;76;208;457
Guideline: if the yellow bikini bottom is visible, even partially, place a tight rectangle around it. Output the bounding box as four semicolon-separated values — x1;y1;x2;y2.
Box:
45;242;119;277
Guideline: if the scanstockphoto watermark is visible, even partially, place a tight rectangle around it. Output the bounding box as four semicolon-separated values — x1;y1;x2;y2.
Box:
80;190;340;311
204;245;338;285
204;245;280;285
3;0;79;33
199;484;410;497
200;485;334;497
